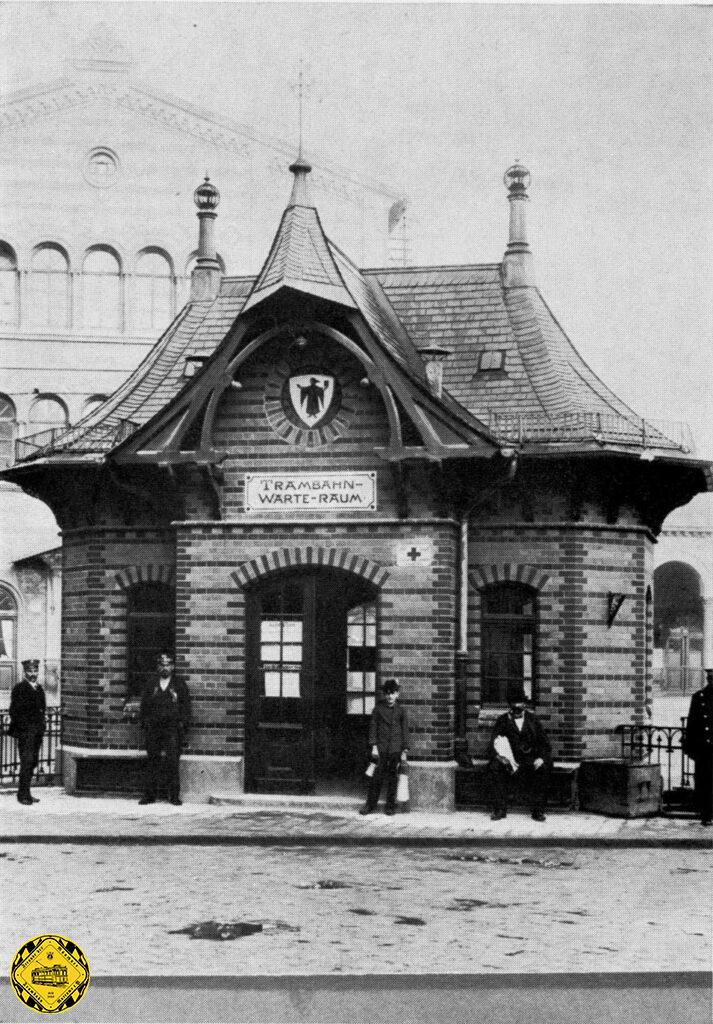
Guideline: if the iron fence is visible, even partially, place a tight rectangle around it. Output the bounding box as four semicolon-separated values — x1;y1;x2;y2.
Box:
0;708;62;787
15;418;139;463
486;411;695;454
616;719;694;812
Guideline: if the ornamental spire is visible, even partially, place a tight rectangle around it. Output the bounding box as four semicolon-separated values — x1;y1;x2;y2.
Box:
502;162;535;288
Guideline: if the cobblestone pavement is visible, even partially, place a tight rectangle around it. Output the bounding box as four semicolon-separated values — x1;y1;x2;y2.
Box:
1;843;710;977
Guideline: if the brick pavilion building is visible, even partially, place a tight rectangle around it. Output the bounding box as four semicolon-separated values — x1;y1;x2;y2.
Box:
5;158;711;806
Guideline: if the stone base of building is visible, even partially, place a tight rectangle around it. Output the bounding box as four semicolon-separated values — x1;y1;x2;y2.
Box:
61;747;244;802
455;760;580;810
407;760;458;811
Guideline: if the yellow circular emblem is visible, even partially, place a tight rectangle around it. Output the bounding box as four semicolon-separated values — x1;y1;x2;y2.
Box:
10;935;90;1014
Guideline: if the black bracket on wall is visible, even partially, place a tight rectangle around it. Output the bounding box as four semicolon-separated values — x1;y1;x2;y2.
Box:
607;593;627;628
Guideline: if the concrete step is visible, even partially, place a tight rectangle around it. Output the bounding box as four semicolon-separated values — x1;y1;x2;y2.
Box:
208;791;364;813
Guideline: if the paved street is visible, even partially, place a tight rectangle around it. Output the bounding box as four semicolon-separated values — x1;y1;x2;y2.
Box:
2;842;710;977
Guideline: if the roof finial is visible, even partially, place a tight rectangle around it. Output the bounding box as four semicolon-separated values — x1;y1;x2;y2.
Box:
502;162;535;288
191;174;221;301
288;59;313;207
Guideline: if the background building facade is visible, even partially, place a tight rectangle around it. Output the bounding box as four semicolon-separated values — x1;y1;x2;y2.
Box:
0;39;403;702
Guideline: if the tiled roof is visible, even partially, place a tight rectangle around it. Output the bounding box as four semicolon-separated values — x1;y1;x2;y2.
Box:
242;206;357;312
13;256;694;462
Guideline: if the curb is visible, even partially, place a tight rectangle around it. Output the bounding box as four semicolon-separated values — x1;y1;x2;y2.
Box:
1;832;710;849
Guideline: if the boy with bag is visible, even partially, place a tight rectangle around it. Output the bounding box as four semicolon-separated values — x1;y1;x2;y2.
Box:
360;678;409;815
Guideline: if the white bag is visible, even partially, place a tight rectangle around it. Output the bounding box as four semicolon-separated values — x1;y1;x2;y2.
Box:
493;735;518;773
365;761;376;778
396;770;409;803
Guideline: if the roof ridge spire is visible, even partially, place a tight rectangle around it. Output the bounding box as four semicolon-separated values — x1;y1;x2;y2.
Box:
288;60;313;207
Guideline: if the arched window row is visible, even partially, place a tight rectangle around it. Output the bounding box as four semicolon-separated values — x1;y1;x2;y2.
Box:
0;242;224;333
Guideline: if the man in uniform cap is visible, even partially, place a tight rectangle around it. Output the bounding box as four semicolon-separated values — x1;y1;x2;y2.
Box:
484;688;551;822
8;658;46;805
138;652;190;806
683;668;713;826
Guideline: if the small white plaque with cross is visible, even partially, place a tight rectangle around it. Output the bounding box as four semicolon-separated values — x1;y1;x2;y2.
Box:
395;539;434;568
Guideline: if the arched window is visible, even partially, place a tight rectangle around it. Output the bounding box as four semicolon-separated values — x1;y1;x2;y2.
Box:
481;583;537;704
83;247;121;331
135;250;173;331
28;395;69;431
0;395;16;470
0;244;19;324
126;582;175;697
28;245;70;328
0;585;17;692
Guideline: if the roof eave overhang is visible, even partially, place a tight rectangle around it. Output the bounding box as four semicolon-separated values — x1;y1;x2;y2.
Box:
241;280;357;313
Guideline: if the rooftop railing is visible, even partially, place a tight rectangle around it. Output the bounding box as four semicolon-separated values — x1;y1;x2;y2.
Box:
15;419;139;463
487;411;695;454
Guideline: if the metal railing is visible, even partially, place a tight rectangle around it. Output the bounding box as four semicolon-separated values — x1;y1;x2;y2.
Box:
616;719;694;811
0;708;62;787
15;418;139;463
487;411;695;454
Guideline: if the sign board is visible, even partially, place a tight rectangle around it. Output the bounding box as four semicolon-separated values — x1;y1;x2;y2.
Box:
245;472;377;512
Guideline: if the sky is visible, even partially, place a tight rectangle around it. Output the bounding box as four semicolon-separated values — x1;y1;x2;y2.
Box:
1;2;711;463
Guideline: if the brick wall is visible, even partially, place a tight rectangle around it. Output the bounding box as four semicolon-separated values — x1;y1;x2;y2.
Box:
61;526;175;749
174;521;457;761
466;518;654;761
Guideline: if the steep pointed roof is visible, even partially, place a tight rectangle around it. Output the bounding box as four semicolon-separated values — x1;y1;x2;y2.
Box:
242;157;357;312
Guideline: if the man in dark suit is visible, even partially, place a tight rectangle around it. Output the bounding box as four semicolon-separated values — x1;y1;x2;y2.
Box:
485;689;551;822
139;652;190;806
360;678;409;816
9;658;46;805
683;668;713;826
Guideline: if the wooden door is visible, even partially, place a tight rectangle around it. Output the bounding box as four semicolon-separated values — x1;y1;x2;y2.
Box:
246;575;315;794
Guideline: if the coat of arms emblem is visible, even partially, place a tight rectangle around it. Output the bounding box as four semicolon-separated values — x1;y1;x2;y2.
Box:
287;374;335;428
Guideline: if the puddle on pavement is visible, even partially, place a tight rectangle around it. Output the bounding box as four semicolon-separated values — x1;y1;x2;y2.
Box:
94;886;134;893
445;853;578;869
297;879;351;890
169;920;300;940
349;908;376;916
394;916;426;926
448;899;524;911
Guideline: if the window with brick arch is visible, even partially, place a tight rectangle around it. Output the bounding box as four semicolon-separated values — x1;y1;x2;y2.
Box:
126;582;175;698
480;582;537;705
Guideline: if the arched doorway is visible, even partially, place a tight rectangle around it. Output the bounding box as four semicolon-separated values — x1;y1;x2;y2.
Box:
653;561;704;705
245;568;378;794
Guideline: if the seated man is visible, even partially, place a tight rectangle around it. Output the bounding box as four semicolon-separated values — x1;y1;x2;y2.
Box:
485;689;551;822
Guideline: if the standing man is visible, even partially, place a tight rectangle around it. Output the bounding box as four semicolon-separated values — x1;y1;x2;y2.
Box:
683;668;713;826
485;689;551;822
9;658;46;805
360;678;409;816
139;652;190;806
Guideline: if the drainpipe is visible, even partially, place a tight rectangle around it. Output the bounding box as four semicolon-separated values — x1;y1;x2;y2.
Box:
453;453;519;765
453;512;470;766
